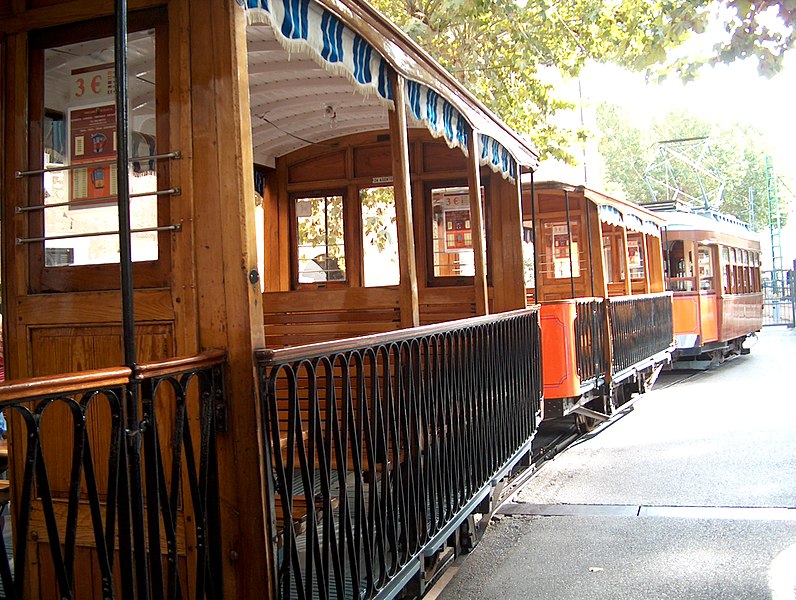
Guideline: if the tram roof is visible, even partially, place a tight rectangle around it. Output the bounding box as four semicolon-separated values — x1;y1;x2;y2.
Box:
529;180;667;229
244;0;539;177
657;208;760;245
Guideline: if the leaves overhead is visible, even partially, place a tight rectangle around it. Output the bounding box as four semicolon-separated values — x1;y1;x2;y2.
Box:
371;0;794;161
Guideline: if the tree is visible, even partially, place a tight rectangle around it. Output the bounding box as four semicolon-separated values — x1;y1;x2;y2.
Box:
595;102;787;229
371;0;795;160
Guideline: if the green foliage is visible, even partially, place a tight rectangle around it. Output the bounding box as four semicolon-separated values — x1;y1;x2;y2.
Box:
371;0;794;161
595;102;788;230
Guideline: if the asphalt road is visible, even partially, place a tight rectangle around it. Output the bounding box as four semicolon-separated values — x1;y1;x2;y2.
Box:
435;327;796;600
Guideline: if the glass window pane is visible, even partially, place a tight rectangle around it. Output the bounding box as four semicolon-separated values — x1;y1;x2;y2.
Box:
42;30;158;266
361;187;399;287
430;186;484;278
296;195;346;283
544;221;581;279
522;220;535;289
627;234;645;280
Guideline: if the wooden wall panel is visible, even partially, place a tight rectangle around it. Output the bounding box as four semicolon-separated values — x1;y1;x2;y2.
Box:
353;143;392;178
421;140;467;173
288;150;346;184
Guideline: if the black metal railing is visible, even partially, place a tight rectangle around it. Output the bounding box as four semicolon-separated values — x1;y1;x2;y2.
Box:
573;299;607;383
0;351;225;600
608;293;674;374
256;308;542;600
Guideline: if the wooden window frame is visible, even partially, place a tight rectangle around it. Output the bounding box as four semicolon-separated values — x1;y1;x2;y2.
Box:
289;189;352;290
423;179;491;288
27;10;170;293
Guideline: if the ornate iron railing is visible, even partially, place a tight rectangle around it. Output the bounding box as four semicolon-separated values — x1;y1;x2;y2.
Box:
573;298;607;383
0;351;225;600
256;308;542;600
608;293;674;374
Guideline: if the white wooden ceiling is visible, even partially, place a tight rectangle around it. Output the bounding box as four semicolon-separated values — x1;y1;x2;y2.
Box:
247;23;395;168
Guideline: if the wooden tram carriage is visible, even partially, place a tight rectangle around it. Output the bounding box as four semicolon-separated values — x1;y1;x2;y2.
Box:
659;206;763;368
0;0;545;598
522;181;675;423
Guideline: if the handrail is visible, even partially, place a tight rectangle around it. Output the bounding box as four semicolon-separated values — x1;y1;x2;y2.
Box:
134;349;226;379
0;350;227;401
257;307;538;362
606;291;672;303
0;367;132;403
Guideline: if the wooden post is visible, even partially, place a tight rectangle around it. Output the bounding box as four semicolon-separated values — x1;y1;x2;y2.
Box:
640;233;651;293
388;72;420;328
489;174;527;311
467;131;489;315
188;0;271;597
621;226;632;296
590;205;608;298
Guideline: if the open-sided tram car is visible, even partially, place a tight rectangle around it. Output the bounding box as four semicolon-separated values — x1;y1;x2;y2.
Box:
1;0;546;598
522;181;675;424
658;205;764;368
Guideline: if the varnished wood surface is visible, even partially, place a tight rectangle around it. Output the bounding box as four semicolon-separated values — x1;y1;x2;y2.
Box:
134;348;226;379
388;73;420;328
0;366;131;402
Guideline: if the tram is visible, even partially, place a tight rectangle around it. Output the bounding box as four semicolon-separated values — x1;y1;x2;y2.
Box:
657;204;764;368
1;0;543;598
522;181;674;425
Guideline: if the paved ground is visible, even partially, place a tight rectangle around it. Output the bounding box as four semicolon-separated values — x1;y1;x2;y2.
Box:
435;327;796;600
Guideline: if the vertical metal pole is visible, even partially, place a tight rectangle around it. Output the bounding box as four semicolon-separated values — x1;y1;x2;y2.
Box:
529;170;539;303
585;198;595;297
115;0;149;597
564;190;575;299
115;0;136;370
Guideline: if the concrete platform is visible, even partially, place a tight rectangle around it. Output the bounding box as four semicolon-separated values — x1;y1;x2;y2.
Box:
435;327;796;600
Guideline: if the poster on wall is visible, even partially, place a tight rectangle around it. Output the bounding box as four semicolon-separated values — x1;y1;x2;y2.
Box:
69;63;117;207
444;209;472;251
627;238;645;279
435;188;473;253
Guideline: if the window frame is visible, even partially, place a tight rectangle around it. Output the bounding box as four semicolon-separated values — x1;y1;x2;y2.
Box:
424;179;491;288
27;9;171;293
290;189;351;289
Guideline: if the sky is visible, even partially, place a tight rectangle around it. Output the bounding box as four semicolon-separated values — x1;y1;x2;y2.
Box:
535;51;796;268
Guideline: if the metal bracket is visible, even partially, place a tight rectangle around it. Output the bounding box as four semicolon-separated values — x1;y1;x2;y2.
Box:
572;406;609;422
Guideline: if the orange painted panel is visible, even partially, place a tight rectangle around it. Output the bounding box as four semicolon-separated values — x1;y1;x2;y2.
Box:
672;294;700;336
540;302;580;399
699;294;718;343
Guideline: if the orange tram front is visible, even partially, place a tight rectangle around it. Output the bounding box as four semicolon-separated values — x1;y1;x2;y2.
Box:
658;206;764;368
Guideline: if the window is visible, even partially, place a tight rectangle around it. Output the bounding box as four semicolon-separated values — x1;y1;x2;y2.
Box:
295;194;346;284
522;221;535;289
666;240;694;292
43;33;157;264
429;185;485;280
360;187;399;287
543;220;581;279
698;245;713;291
627;234;645;280
29;11;169;292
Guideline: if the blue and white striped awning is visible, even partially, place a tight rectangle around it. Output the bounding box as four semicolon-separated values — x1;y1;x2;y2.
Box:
624;213;644;233
642;220;661;238
245;0;393;103
405;80;469;155
479;133;517;181
598;204;624;228
243;0;520;180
